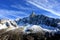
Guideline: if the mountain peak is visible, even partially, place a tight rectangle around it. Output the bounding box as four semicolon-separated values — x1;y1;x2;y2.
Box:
30;11;36;17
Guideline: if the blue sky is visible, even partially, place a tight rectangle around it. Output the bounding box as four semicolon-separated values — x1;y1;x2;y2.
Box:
0;0;60;19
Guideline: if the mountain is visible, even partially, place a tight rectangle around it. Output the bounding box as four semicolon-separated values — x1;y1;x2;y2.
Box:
15;12;60;29
0;12;60;40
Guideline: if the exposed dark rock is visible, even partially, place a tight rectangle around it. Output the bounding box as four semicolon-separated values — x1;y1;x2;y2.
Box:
16;13;60;28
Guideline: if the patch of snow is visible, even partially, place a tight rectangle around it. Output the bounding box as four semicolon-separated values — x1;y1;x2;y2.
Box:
0;24;8;30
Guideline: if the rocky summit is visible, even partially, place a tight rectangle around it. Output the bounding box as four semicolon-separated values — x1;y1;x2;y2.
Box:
15;12;60;29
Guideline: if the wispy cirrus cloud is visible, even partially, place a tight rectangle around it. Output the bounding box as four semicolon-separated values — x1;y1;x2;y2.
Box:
0;9;29;19
1;0;60;19
11;4;36;11
26;0;60;16
0;0;32;19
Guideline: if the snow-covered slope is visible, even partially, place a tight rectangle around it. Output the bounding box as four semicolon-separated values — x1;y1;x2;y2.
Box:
0;19;18;31
24;25;60;33
0;18;60;35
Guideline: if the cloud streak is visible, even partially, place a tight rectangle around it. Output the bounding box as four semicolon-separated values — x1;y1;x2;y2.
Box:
27;0;60;16
0;9;28;19
11;4;36;11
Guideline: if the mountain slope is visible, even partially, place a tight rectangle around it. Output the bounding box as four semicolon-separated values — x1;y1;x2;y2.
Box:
0;13;60;40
